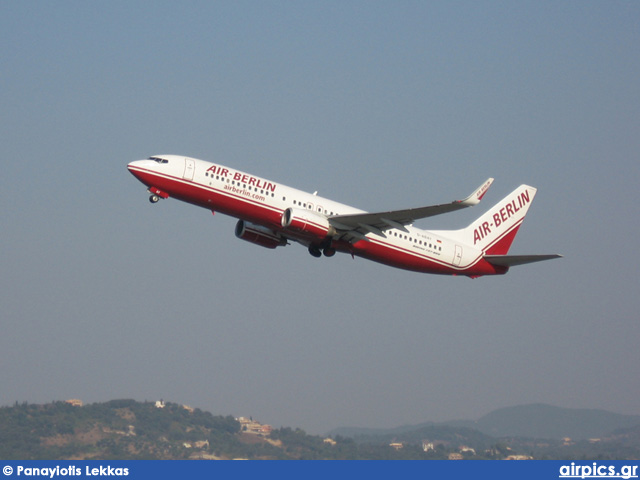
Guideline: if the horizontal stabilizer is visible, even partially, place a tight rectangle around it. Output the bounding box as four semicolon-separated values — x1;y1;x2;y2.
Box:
484;254;562;267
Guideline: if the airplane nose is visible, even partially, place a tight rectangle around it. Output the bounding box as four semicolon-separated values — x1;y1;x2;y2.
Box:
127;160;150;181
127;159;148;175
127;160;145;170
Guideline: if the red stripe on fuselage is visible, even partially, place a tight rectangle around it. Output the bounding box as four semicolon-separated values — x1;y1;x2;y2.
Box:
345;237;505;276
130;166;505;277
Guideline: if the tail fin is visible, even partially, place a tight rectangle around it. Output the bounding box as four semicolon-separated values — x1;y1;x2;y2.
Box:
450;185;537;254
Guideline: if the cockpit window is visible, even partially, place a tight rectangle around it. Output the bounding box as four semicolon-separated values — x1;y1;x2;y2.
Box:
148;156;169;164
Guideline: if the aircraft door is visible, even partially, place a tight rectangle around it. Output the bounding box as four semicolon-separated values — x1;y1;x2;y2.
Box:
183;158;195;181
453;245;463;266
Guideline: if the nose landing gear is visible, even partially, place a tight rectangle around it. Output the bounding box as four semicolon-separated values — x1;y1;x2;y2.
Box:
147;187;169;204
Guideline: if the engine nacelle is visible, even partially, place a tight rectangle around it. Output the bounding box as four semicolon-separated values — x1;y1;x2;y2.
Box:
235;220;286;249
281;207;336;239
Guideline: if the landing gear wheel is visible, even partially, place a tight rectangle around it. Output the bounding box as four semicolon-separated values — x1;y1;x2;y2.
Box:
323;247;336;257
308;246;322;258
149;194;160;203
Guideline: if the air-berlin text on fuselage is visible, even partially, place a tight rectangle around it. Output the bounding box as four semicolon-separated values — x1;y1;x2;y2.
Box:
206;165;277;192
473;190;531;245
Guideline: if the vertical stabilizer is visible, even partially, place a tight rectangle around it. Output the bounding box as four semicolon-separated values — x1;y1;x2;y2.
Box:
448;185;537;254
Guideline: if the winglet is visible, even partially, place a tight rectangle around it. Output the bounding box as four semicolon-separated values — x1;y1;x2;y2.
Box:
460;178;494;206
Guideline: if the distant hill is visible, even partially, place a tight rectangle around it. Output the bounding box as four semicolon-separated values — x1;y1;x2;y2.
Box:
329;404;640;441
336;424;497;452
471;404;640;440
328;422;436;439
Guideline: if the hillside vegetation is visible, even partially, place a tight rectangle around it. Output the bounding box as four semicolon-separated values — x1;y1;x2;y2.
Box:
0;400;415;460
1;400;638;460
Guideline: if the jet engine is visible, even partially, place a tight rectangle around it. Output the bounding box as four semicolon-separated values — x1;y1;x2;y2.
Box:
280;207;336;239
235;220;286;249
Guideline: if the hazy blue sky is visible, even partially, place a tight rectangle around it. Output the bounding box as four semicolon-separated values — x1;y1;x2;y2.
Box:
1;1;638;434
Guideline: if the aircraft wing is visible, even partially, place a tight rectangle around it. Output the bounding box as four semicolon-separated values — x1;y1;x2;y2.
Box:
328;178;494;241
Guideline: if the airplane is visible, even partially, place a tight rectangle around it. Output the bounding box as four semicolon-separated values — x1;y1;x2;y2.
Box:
127;155;561;278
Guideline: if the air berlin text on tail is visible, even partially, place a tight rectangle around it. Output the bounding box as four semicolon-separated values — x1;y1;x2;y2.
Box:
473;190;531;245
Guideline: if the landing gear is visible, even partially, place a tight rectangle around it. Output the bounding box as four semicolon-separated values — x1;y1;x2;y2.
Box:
323;247;336;257
146;187;168;203
308;245;336;258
